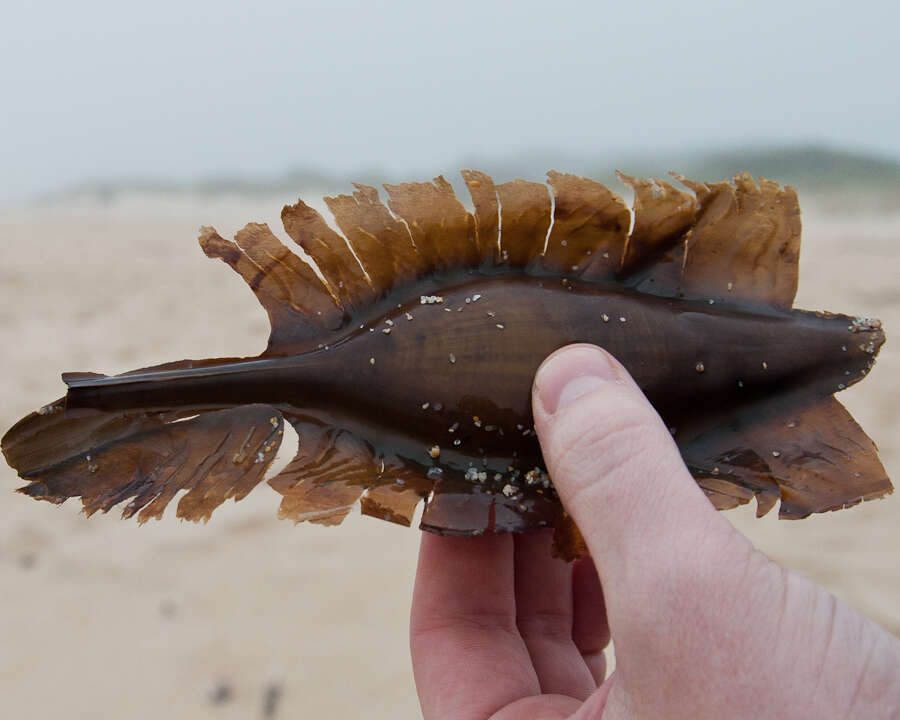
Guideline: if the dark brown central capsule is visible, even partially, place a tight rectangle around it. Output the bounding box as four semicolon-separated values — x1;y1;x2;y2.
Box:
64;274;880;478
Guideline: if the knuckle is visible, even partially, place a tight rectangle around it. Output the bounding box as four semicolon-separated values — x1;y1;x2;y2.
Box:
516;610;572;643
545;396;665;494
411;610;519;642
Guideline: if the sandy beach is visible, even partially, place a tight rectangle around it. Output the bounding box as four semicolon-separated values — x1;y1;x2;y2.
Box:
1;187;897;719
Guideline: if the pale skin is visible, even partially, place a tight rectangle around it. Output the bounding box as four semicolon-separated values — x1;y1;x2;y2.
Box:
410;344;900;719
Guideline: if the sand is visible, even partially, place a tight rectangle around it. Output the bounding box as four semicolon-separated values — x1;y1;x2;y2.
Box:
1;190;897;719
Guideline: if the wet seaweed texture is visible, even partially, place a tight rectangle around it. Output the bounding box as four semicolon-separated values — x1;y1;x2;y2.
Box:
2;170;892;559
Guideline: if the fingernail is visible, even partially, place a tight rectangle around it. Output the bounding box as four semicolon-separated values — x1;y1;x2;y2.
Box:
535;345;618;416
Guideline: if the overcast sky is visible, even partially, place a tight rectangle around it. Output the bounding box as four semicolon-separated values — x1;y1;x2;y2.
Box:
2;0;899;204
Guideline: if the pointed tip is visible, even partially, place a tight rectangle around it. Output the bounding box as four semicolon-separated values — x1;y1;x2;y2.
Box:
461;169;492;190
62;371;107;387
351;183;379;203
733;171;760;192
669;172;710;199
198;225;220;242
17;482;46;498
615;169;637;187
198;226;238;259
281;198;310;220
754;491;779;518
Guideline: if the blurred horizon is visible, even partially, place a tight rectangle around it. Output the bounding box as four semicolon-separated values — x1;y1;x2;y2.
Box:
18;143;900;208
3;0;899;208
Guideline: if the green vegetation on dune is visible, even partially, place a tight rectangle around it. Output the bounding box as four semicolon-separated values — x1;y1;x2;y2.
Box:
41;145;900;205
671;146;900;190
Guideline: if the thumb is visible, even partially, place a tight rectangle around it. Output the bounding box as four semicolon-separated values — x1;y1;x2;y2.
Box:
531;344;900;720
532;344;742;611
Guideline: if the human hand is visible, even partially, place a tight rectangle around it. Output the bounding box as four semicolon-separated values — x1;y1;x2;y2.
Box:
409;344;900;719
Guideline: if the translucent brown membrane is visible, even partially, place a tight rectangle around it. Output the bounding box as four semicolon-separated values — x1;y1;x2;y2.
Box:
14;405;284;523
2;170;891;560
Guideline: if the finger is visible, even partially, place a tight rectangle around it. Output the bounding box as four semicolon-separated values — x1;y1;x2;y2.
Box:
513;530;596;699
571;556;609;685
410;532;539;720
531;345;742;643
488;694;583;720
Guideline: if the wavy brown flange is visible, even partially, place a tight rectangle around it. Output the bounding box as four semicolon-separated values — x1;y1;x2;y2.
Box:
2;170;891;559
